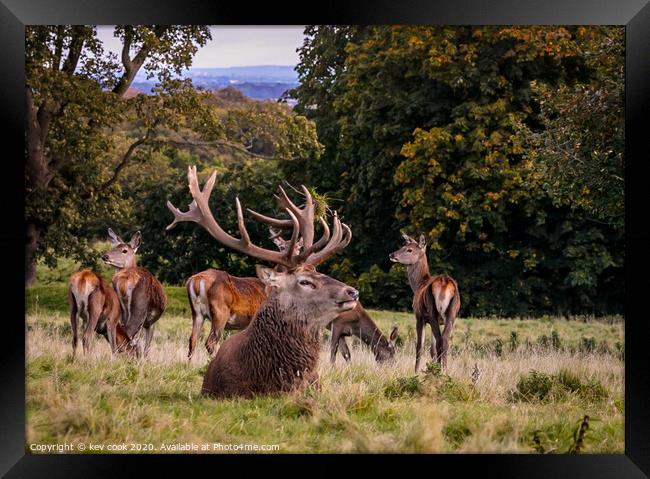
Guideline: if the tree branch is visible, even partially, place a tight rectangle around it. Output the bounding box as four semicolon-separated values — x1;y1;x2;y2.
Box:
101;130;153;189
155;138;298;161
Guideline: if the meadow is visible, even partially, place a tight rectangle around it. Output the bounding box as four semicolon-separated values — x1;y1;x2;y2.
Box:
26;286;624;454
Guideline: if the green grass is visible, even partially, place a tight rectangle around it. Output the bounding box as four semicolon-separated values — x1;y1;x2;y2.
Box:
26;308;624;453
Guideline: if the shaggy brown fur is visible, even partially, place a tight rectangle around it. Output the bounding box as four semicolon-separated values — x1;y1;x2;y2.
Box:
327;303;398;364
201;295;322;398
68;269;133;356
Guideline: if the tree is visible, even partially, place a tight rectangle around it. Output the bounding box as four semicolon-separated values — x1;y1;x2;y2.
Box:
289;26;624;315
519;27;624;230
25;25;211;286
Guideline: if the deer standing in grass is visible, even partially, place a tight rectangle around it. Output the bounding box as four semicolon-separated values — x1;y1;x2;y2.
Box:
184;228;301;360
389;233;460;372
184;188;397;365
102;229;167;358
68;269;133;357
167;166;359;397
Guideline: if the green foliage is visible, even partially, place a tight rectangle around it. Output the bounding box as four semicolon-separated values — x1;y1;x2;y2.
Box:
384;376;422;399
356;263;412;311
287;25;623;316
510;369;607;403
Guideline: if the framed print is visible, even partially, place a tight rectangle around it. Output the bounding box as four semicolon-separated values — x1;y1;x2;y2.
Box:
3;0;649;476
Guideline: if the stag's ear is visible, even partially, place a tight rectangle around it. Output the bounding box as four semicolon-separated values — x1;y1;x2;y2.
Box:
418;234;427;250
129;231;142;252
107;228;123;246
401;232;412;244
389;326;399;345
256;265;281;288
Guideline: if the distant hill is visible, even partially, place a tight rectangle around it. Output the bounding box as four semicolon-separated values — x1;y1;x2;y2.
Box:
132;65;299;101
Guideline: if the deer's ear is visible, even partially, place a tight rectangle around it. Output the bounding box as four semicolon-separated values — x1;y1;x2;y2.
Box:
107;228;123;246
389;326;399;345
401;232;412;244
418;234;427;249
256;265;280;287
130;231;142;252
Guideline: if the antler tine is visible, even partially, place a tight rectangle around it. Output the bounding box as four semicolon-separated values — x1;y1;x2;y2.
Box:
246;208;294;230
305;211;348;267
333;223;352;254
235;197;251;246
283;208;300;261
298;217;330;261
166;165;297;268
276;185;315;249
268;226;283;241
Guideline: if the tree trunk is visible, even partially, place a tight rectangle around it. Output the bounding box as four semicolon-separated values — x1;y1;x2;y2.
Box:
25;222;41;288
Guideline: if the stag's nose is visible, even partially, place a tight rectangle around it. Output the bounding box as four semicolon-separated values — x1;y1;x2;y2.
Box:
102;254;109;261
346;288;359;300
389;253;395;260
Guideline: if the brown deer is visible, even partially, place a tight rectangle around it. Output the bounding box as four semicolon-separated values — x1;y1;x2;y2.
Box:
68;269;133;356
389;233;460;371
328;304;398;365
102;229;167;357
167;165;358;397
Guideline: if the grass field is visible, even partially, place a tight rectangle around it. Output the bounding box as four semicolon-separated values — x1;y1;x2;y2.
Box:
26;299;624;454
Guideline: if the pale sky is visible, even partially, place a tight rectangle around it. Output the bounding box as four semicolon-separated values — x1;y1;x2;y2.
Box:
96;26;306;68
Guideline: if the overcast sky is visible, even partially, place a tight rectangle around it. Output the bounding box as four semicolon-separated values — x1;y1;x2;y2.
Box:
96;26;306;68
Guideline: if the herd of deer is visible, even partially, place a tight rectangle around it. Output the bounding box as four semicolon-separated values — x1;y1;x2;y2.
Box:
68;166;460;398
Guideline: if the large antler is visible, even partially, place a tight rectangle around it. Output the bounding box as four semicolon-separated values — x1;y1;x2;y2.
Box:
252;185;352;267
247;184;316;249
166;166;301;268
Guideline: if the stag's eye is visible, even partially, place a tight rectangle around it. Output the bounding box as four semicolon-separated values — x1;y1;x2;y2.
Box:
122;249;128;254
406;248;412;253
298;279;316;289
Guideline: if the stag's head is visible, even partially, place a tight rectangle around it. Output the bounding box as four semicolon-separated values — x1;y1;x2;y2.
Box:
102;229;141;269
256;265;359;326
389;233;427;265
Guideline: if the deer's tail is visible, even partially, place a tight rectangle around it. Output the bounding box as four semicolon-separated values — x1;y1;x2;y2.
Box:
188;277;211;321
70;276;97;319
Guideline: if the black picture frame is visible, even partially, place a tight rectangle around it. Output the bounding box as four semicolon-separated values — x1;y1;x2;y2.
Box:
3;1;649;476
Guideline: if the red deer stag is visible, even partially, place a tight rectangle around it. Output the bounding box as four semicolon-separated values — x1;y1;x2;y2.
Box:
167;166;358;397
102;229;167;357
389;233;460;371
68;269;133;356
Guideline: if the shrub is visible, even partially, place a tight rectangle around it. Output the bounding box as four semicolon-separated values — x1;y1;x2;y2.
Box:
511;369;608;403
384;376;422;399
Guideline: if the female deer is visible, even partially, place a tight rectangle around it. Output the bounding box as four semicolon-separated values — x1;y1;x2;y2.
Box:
68;268;133;356
102;229;167;357
390;233;460;371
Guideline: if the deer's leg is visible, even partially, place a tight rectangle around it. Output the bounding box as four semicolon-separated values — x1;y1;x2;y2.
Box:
440;306;458;369
143;324;155;357
69;290;79;358
188;306;203;360
338;337;352;362
414;316;425;373
123;282;151;357
329;324;341;365
83;293;102;355
206;302;228;356
429;313;444;364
